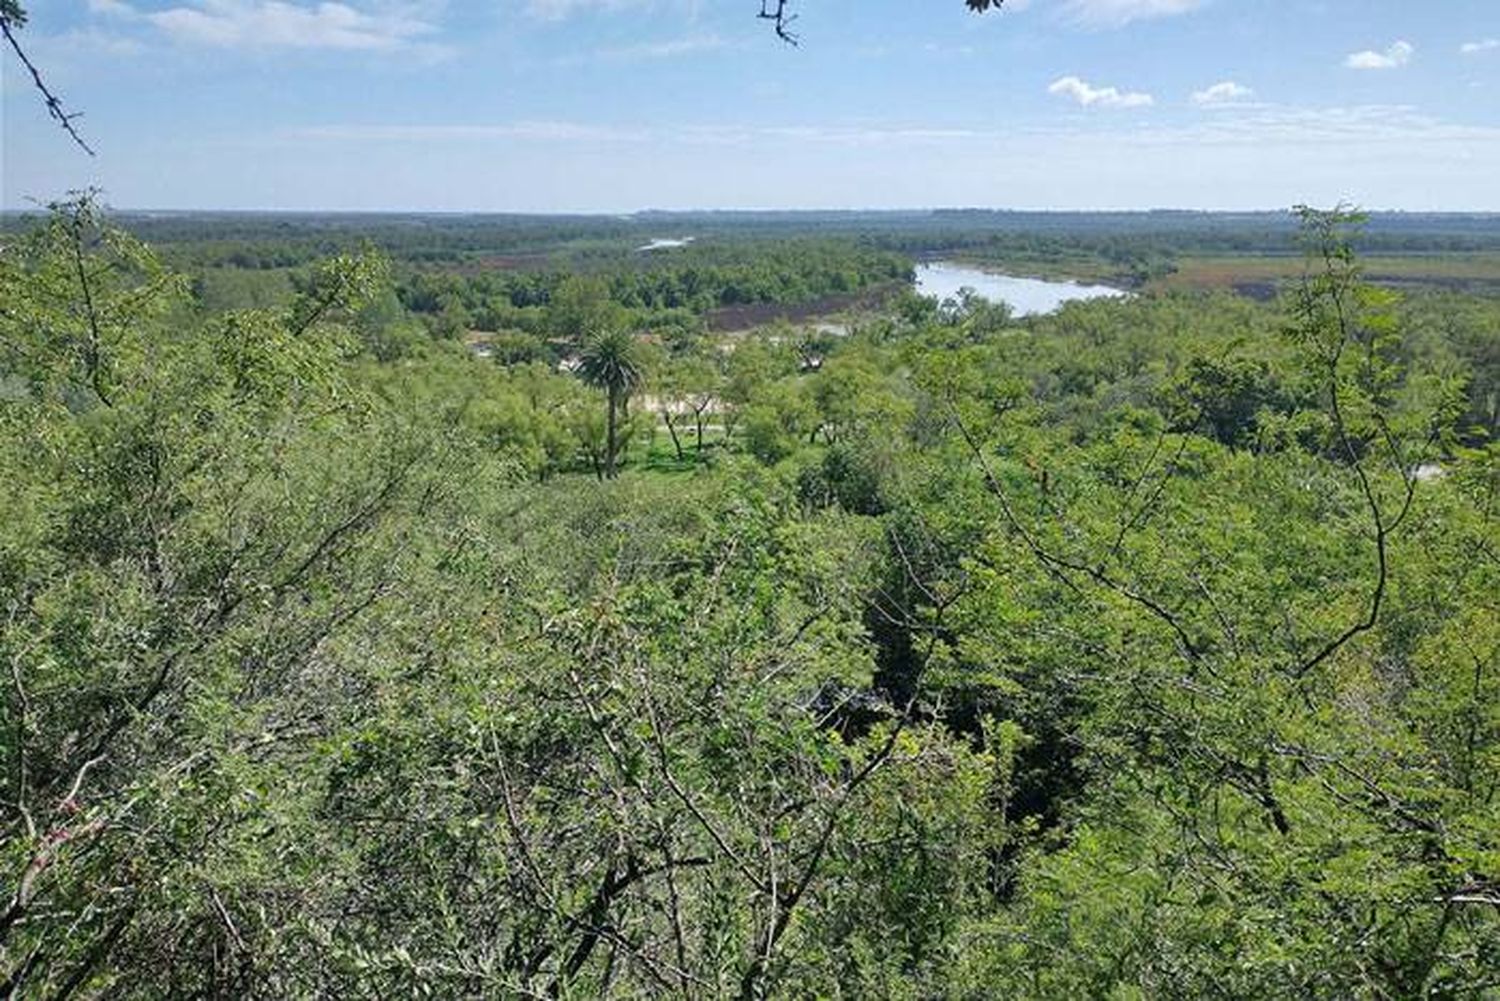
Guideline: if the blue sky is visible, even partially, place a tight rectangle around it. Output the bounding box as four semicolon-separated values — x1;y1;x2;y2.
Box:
3;0;1498;210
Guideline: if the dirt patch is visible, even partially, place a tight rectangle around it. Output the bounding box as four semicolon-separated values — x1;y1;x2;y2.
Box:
1231;282;1280;302
706;283;903;333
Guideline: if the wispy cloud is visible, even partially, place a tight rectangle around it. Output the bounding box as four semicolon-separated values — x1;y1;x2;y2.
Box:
1345;40;1414;70
1061;0;1204;28
733;125;989;145
24;24;147;60
295;121;651;142
1049;75;1154;108
1095;104;1500;149
87;0;140;16
612;34;722;58
975;0;1202;28
570;33;725;62
522;0;649;20
1461;39;1499;55
1191;80;1254;106
293;121;994;146
96;0;441;51
289;105;1500;153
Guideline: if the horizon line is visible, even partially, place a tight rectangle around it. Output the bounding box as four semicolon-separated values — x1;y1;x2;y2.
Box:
6;205;1500;218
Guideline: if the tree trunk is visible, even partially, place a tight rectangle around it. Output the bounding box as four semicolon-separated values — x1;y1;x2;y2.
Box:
605;385;619;479
662;408;685;461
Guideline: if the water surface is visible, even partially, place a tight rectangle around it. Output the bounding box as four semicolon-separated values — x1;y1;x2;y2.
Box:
638;237;695;252
915;261;1127;316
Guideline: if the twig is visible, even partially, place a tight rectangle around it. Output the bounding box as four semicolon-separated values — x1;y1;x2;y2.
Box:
1;13;95;155
756;0;798;44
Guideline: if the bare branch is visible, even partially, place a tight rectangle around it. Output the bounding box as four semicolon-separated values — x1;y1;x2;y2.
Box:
757;0;798;45
1;9;95;155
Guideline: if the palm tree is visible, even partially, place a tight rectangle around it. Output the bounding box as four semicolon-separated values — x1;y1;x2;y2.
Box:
577;329;645;479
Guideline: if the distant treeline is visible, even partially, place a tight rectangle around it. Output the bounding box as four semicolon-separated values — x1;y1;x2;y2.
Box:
6;209;1498;274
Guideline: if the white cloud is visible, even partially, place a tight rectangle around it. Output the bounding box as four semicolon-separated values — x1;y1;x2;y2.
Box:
1061;0;1203;27
25;25;147;58
296;121;651;141
1106;104;1495;147
523;0;648;19
1192;80;1254;105
549;31;727;66
736;125;988;144
88;0;140;17
1345;40;1414;70
1461;39;1499;55
294;121;997;146
140;0;438;50
594;34;724;59
293;104;1500;154
1049;75;1154;108
863;0;1201;29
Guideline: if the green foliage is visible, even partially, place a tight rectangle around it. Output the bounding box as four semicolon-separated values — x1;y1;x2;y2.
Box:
2;203;1497;999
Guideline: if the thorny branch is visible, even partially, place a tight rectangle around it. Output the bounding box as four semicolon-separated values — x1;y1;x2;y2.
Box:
1;3;94;155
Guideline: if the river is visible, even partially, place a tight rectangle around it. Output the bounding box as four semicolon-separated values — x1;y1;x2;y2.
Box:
915;261;1128;316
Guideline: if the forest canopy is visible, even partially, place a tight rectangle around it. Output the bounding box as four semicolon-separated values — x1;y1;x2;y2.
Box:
1;198;1497;997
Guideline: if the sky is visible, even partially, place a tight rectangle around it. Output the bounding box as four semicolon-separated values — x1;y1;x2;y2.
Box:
2;0;1498;211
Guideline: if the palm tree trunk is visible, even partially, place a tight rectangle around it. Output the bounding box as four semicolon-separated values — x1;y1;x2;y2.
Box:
605;385;619;479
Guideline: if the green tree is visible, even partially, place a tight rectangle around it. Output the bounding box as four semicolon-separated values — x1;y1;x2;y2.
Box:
653;352;721;461
549;275;623;345
0;198;458;997
578;329;647;479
